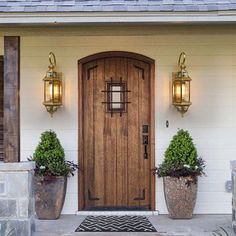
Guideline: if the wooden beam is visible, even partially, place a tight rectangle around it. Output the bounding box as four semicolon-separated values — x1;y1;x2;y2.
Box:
4;36;20;163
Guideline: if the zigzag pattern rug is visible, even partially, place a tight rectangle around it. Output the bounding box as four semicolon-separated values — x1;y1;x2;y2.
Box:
75;215;157;232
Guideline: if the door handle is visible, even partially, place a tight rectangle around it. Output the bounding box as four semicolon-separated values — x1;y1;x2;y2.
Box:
143;135;148;159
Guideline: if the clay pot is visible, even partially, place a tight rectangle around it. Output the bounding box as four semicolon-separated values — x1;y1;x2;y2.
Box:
163;176;198;219
34;175;67;220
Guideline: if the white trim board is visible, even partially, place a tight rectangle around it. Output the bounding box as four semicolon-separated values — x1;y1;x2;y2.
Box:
76;211;160;216
1;11;236;25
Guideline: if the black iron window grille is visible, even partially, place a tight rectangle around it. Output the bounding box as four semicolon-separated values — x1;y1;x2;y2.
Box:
102;77;131;117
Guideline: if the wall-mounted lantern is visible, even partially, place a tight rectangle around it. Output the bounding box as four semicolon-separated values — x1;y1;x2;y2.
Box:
172;52;192;116
43;52;62;116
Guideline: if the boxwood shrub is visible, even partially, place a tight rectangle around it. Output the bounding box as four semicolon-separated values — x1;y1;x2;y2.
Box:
155;129;205;178
31;130;78;177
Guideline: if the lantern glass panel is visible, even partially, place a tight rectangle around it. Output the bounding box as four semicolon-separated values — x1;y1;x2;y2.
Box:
173;80;190;104
173;80;182;103
44;79;62;104
182;80;190;103
45;80;53;103
53;80;62;103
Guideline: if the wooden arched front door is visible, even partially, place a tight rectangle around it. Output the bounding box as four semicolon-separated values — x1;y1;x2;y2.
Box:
78;52;155;210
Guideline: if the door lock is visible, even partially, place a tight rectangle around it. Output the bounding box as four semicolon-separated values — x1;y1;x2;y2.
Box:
142;125;149;159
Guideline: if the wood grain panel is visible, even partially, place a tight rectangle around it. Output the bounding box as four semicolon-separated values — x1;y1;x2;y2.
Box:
83;61;96;208
116;58;128;206
4;36;20;163
93;59;105;206
78;52;155;210
138;60;150;208
104;58;117;206
127;58;140;207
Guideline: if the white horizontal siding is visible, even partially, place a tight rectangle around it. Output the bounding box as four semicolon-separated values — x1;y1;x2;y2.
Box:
0;25;235;214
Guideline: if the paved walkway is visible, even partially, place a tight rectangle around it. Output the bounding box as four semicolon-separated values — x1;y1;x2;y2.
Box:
34;214;234;236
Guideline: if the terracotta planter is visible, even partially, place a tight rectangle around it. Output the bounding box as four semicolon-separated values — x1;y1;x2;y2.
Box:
163;176;198;219
35;175;67;220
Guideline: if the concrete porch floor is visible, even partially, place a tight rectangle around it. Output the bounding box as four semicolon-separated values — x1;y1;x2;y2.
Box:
33;214;235;236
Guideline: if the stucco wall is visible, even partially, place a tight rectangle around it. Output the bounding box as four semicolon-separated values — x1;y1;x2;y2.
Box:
0;25;234;214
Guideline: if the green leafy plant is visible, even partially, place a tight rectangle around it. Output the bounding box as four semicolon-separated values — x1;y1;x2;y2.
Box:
31;130;78;177
154;129;205;179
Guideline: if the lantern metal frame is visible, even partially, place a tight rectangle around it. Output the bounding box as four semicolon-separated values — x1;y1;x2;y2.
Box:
43;52;62;116
172;52;192;116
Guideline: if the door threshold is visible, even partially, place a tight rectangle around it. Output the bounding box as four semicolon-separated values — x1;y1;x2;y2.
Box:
76;211;159;216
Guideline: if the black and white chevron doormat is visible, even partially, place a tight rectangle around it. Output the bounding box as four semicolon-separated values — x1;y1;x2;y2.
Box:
75;215;157;232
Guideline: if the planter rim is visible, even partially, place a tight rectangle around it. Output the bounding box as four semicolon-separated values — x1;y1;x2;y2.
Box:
163;175;198;179
35;175;66;180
